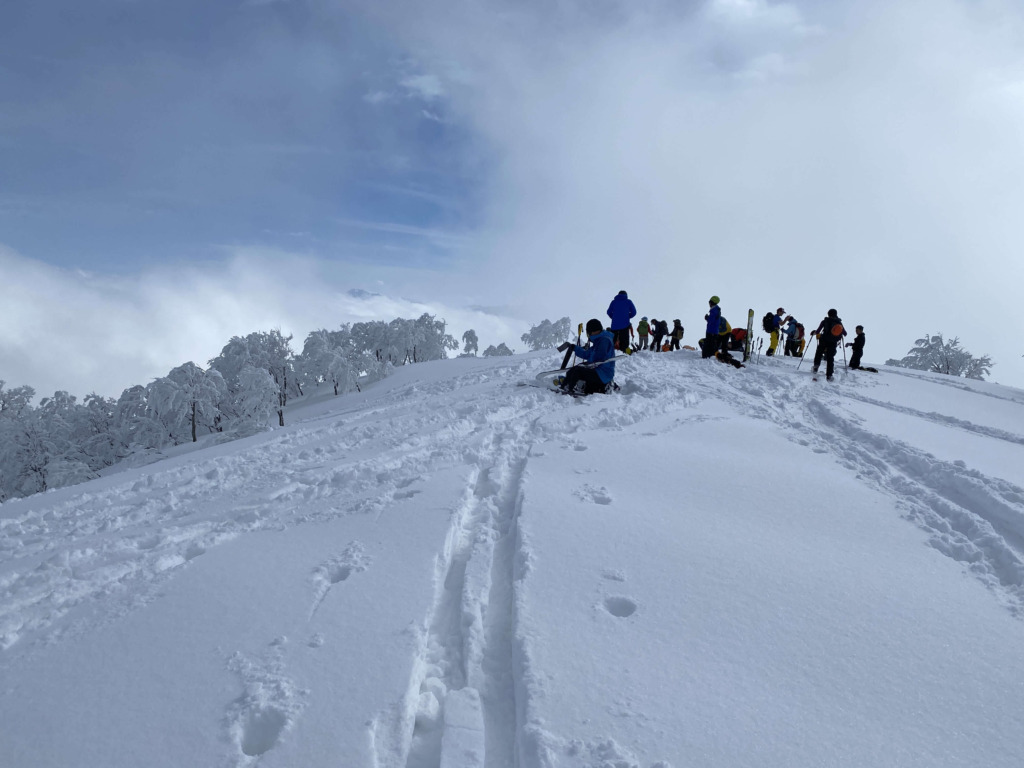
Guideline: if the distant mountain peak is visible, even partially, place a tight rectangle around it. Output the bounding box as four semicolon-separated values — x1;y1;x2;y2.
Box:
347;288;381;299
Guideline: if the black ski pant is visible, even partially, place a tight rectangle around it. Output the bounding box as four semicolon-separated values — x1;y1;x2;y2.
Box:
670;337;681;351
814;341;839;378
850;349;863;369
611;327;630;353
701;334;719;359
562;366;608;395
651;334;664;352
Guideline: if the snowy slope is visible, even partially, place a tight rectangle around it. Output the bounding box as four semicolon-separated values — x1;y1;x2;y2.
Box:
2;350;1024;768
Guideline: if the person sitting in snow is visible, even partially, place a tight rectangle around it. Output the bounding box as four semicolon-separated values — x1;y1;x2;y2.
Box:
560;319;617;395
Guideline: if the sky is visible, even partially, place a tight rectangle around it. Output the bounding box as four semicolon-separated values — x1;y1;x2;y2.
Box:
2;0;1024;399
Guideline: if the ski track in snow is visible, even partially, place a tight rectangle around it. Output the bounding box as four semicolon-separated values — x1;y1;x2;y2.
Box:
381;416;537;768
720;361;1024;616
4;352;1024;766
841;392;1024;448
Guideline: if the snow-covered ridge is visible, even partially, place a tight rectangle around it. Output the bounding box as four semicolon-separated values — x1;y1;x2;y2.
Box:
2;351;1024;767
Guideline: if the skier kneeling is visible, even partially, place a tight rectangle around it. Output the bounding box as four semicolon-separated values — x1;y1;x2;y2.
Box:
560;319;617;396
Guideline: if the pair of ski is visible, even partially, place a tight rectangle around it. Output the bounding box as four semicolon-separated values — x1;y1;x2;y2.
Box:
525;356;629;395
518;328;626;396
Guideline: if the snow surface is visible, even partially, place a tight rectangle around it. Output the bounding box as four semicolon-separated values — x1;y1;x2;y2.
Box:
2;350;1024;768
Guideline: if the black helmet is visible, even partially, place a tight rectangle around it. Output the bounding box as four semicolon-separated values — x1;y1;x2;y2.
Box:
827;308;838;318
585;319;604;335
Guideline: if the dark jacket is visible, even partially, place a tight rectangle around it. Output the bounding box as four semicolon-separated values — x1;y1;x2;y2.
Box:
850;332;865;353
814;315;846;346
575;330;616;383
606;293;637;331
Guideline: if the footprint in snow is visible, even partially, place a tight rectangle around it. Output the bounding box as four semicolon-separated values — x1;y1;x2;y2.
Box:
574;484;613;505
309;542;371;620
603;596;638;618
225;645;307;760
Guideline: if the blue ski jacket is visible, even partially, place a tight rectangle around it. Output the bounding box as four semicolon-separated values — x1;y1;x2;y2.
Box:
575;330;616;383
606;293;637;331
705;304;721;338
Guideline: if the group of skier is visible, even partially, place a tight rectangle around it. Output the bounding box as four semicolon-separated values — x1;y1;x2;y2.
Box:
556;289;872;396
607;290;684;353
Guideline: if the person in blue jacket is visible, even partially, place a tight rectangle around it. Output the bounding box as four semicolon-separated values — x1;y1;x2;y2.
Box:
703;296;721;358
560;319;617;395
606;290;637;353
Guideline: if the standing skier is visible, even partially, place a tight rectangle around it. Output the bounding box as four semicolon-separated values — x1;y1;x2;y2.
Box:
766;307;786;356
811;309;847;381
637;317;650;350
670;319;685;351
703;296;722;359
847;325;866;369
560;319;617;396
650;317;667;353
782;315;800;356
606;290;637;353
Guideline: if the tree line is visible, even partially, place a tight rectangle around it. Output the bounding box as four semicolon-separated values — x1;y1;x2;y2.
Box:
0;314;459;501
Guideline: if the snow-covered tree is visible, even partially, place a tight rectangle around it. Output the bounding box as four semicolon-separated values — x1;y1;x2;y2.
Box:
73;393;120;471
233;365;279;431
521;317;572;351
0;408;52;500
347;314;458;366
114;384;166;454
149;362;228;443
297;329;360;396
0;391;96;499
407;313;459;362
0;381;35;417
886;333;993;380
482;343;515;357
210;330;299;427
461;329;479;356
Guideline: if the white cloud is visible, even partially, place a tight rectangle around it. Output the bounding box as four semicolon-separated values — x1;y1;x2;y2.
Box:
363;90;393;104
706;0;810;32
400;73;445;101
359;0;1024;388
0;246;526;400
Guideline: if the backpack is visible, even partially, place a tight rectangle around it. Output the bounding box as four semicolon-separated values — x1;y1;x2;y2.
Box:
658;320;669;335
762;312;775;333
795;323;805;340
719;317;731;335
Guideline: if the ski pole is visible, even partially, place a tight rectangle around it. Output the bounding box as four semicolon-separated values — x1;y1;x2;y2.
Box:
841;336;848;370
797;333;818;371
572;323;583;368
